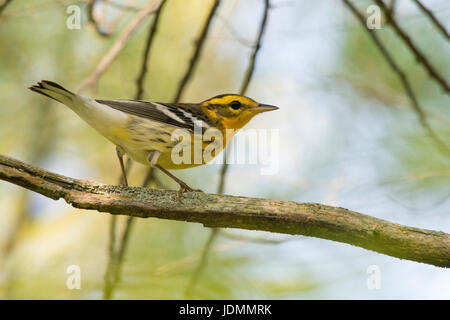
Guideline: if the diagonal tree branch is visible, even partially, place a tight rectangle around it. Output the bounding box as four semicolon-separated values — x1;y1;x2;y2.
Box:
135;0;167;100
239;0;270;95
1;154;449;268
173;0;221;102
411;0;449;40
374;0;450;93
342;0;449;153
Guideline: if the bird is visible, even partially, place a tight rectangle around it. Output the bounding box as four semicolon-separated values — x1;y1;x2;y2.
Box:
29;80;278;195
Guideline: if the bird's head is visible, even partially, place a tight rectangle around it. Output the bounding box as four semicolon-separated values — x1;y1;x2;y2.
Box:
201;94;278;131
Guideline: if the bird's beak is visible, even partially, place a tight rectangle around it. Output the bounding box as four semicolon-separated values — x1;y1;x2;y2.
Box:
253;104;279;114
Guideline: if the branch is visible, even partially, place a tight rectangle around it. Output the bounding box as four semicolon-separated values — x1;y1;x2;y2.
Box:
77;0;163;93
385;0;397;24
239;0;270;94
1;154;449;268
411;0;449;40
342;0;449;154
173;0;221;102
103;205;117;298
374;0;450;93
135;0;167;100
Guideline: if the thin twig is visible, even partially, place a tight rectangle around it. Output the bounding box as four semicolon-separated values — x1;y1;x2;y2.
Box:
239;0;270;94
411;0;449;39
374;0;450;93
111;216;134;283
102;213;117;299
173;0;221;102
135;0;167;100
386;0;397;24
342;0;449;153
77;0;163;93
105;0;139;37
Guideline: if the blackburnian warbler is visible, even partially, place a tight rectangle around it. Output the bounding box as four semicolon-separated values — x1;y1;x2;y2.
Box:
29;80;278;193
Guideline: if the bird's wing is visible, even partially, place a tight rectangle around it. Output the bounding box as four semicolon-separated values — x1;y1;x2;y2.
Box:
96;99;212;132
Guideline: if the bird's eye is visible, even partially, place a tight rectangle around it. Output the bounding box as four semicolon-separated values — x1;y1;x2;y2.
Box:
230;100;241;110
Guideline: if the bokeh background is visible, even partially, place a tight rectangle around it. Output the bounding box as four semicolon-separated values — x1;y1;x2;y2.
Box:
0;0;449;299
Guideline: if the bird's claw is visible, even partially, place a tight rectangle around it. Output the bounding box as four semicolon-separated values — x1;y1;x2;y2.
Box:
177;183;203;201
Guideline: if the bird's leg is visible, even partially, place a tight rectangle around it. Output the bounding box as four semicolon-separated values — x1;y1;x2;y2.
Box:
116;146;128;187
155;164;203;195
147;150;202;198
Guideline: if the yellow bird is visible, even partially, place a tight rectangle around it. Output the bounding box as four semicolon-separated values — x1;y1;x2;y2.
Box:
30;80;278;194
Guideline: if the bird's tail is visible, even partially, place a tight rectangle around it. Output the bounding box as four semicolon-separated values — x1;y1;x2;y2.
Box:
29;80;76;106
